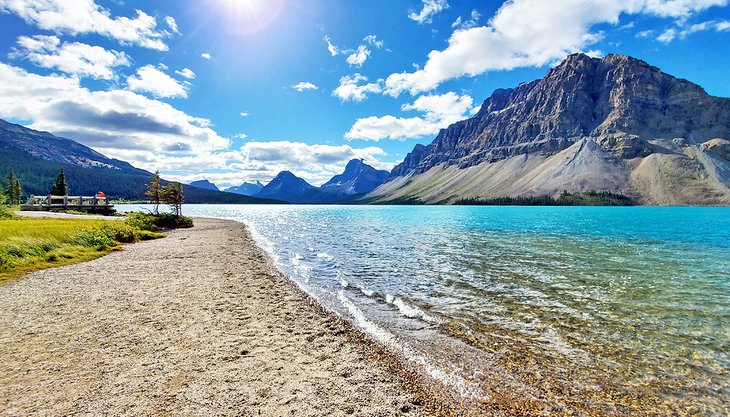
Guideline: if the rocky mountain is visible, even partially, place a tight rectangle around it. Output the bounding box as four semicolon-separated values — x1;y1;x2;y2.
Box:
189;179;219;191
368;53;730;205
0;119;281;204
224;181;264;196
255;171;316;202
256;160;391;203
321;159;389;195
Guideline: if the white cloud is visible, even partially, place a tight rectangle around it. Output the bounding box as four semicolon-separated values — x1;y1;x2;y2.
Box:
240;111;249;117
175;68;196;79
11;35;130;80
346;45;371;67
127;65;188;99
363;34;384;49
332;73;382;102
293;81;318;92
201;52;211;60
386;0;730;96
452;9;481;30
345;92;474;141
164;16;180;34
234;133;248;139
240;141;391;185
323;35;339;56
0;0;173;50
409;0;449;24
657;18;730;42
0;62;229;161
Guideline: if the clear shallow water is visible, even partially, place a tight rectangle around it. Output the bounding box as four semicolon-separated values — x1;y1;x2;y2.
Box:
120;204;730;414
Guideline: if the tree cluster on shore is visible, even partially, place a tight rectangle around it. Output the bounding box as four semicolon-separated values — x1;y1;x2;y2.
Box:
1;170;23;205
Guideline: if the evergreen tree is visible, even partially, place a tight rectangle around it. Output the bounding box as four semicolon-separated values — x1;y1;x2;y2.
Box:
161;181;184;216
145;170;162;214
0;182;6;205
5;170;22;204
50;169;68;196
11;178;21;204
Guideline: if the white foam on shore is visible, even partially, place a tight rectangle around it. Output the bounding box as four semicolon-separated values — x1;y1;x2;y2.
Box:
337;291;483;399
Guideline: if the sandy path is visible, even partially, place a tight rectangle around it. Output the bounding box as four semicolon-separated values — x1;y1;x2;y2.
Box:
0;218;432;416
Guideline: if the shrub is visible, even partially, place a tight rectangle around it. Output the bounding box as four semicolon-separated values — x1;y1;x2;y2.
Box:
125;212;160;231
72;227;116;250
155;213;194;229
124;211;193;230
0;205;17;219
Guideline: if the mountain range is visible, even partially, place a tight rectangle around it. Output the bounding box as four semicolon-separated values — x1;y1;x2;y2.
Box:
0;119;280;204
201;159;391;203
366;53;730;205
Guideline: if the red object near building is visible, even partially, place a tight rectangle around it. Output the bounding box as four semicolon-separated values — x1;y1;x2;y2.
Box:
96;191;106;198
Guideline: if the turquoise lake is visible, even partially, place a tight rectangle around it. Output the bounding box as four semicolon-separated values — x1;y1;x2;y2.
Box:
118;204;730;414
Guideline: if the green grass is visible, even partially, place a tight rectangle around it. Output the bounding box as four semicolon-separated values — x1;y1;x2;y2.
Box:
0;216;165;284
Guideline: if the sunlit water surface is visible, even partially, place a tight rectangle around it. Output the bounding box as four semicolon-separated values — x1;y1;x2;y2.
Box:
119;205;730;415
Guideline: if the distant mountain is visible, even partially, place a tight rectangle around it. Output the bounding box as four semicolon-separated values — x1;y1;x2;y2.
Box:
0;119;281;204
256;160;390;203
189;179;219;191
367;53;730;205
224;180;264;196
321;159;389;195
255;171;315;202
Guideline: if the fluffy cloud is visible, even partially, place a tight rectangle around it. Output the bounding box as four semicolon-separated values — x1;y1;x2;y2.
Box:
346;45;371;67
293;81;318;92
323;35;339;56
409;0;449;24
201;52;211;60
11;35;130;80
0;0;173;50
127;65;188;99
0;63;228;159
175;68;196;79
332;73;382;102
386;0;729;96
345;92;474;141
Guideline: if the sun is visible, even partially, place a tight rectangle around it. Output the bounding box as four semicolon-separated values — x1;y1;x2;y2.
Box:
216;0;284;34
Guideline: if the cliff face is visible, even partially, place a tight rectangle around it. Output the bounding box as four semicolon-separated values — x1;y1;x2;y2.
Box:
376;54;730;205
390;53;730;177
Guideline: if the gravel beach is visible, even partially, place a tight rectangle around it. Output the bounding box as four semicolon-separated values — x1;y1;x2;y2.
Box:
0;218;451;416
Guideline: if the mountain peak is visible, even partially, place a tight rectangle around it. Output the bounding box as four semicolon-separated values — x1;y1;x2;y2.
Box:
322;159;389;195
189;179;219;191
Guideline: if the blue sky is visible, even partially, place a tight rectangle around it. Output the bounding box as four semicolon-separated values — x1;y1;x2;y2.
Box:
1;0;729;187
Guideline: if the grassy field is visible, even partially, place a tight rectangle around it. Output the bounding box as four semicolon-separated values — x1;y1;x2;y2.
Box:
0;214;164;284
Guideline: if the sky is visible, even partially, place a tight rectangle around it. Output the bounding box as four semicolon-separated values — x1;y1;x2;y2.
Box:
1;0;730;188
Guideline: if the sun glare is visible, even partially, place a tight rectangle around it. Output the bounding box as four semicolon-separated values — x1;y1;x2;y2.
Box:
216;0;285;34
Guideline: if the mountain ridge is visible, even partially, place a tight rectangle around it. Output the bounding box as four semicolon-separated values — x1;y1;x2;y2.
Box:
369;53;730;205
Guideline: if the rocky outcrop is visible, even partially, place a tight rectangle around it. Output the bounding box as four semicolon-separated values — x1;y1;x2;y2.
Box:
391;53;730;177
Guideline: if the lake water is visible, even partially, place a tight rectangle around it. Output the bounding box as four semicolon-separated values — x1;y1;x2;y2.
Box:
118;204;730;415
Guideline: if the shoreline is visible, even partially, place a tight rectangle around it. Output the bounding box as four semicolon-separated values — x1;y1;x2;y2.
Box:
0;217;469;416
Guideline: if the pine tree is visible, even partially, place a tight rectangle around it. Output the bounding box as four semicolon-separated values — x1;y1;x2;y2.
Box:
11;178;21;205
50;169;68;196
0;182;6;205
5;170;22;204
161;181;184;216
145;170;162;214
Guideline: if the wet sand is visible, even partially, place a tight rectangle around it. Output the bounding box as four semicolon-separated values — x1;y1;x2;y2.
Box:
0;218;463;416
